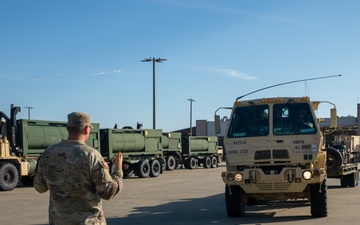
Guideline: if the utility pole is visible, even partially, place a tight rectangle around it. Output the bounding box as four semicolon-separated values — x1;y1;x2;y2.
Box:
141;57;167;129
24;106;34;119
187;98;195;136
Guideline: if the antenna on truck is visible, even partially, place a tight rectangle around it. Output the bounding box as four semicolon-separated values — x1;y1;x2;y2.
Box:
236;74;341;101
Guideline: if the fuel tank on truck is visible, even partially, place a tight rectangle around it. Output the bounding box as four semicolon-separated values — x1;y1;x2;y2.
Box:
162;132;182;151
181;136;218;155
100;129;163;160
17;119;100;156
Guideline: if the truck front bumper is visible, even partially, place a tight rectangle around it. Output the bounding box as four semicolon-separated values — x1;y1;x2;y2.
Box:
221;167;326;193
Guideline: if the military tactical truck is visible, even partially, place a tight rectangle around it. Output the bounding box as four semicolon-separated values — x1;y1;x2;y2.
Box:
0;105;100;191
100;128;164;178
161;132;219;170
215;97;329;217
326;135;360;187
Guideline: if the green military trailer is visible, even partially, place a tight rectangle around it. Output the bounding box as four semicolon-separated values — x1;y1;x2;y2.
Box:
100;128;163;178
181;135;219;169
0;104;100;191
162;132;182;171
161;133;219;170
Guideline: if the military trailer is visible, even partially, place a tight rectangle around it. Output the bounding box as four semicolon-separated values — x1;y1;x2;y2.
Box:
162;132;182;171
181;135;219;169
0;104;100;191
161;132;219;170
100;128;163;178
216;97;329;217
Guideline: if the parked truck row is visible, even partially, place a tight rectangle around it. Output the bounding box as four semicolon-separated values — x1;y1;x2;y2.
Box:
0;104;219;191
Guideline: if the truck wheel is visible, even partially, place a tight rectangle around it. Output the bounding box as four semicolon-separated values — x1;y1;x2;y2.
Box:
0;162;19;191
225;185;246;217
340;176;347;187
347;173;356;188
210;157;218;168
310;179;328;217
123;163;134;178
166;156;176;171
190;157;197;169
135;160;150;178
149;159;161;177
326;148;343;174
185;157;197;170
203;157;211;169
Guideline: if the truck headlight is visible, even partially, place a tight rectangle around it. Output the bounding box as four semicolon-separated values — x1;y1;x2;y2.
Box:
234;173;243;182
302;170;312;180
226;173;234;181
312;169;320;178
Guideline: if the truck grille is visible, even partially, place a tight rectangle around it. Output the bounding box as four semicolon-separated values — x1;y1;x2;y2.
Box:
254;149;289;160
255;182;291;191
254;150;271;160
273;150;289;159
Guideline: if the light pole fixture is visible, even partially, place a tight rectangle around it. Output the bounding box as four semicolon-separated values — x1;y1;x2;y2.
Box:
141;57;167;129
187;98;195;136
24;106;34;119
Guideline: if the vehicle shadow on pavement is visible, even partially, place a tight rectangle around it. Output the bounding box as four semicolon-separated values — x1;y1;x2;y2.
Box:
106;194;316;225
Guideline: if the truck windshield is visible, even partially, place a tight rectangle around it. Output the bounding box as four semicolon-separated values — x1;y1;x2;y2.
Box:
273;103;316;135
227;104;269;138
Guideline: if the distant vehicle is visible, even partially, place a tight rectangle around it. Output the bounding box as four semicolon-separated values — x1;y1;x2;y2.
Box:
326;135;360;187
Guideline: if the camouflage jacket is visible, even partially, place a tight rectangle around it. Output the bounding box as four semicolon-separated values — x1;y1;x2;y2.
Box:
34;140;123;225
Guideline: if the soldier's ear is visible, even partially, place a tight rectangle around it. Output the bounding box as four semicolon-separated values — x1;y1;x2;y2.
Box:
82;126;91;135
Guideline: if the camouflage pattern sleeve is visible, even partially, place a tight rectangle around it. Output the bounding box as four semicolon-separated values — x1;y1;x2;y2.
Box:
33;154;49;193
89;151;123;200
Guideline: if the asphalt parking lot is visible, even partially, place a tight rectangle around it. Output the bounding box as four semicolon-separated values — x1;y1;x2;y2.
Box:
0;163;359;225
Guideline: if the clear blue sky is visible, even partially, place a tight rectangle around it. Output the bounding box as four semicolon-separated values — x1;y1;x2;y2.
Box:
1;0;359;131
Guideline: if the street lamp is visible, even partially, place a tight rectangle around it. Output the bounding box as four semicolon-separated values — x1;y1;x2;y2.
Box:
24;106;34;119
141;57;167;129
187;98;195;136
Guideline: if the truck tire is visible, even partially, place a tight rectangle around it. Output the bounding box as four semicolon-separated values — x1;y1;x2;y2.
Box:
123;162;134;178
340;176;347;187
166;156;176;171
310;179;327;217
225;185;246;217
340;172;357;187
203;157;211;169
326;148;343;174
149;159;161;177
0;162;19;191
135;160;150;178
347;173;356;188
210;156;218;168
185;157;197;170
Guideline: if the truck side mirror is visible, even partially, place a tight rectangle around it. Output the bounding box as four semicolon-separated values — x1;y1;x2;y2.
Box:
330;108;337;128
215;115;221;134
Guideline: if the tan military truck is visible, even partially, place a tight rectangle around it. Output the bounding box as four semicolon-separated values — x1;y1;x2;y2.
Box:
215;96;332;217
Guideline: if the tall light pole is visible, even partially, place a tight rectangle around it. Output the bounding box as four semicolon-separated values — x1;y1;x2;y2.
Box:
141;57;167;129
24;106;34;119
187;98;195;136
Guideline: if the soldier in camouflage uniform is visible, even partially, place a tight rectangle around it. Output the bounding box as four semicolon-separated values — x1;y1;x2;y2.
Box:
34;112;123;225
